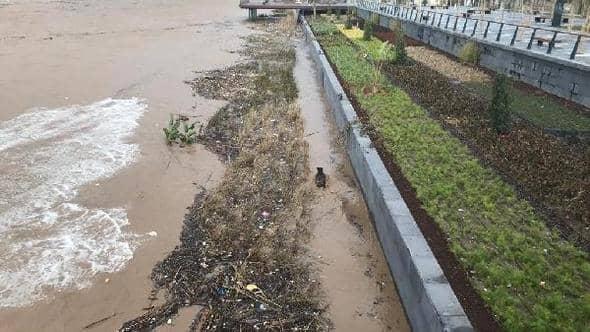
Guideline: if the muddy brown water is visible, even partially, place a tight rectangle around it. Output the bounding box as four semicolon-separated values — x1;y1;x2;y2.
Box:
0;1;409;330
294;40;410;331
0;1;247;331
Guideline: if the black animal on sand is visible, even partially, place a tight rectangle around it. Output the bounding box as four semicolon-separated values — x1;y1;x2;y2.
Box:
315;167;326;188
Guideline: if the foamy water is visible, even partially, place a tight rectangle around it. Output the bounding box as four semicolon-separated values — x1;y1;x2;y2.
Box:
0;98;150;308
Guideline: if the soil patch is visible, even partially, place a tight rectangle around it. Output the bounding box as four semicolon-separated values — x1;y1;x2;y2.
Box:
375;29;590;130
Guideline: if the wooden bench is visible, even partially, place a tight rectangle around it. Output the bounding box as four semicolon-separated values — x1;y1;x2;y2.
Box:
466;9;491;14
533;36;550;46
534;16;548;23
533;36;561;47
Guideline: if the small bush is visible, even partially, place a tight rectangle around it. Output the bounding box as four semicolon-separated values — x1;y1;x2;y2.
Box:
376;41;393;67
490;74;512;134
362;20;374;40
459;41;480;64
393;22;407;64
345;15;353;29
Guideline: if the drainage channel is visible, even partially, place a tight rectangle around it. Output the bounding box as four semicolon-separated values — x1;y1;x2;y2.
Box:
294;38;410;331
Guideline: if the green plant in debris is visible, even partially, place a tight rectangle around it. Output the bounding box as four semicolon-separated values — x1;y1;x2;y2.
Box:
163;114;198;145
362;19;374;40
310;17;590;332
163;114;181;144
489;74;512;134
180;120;197;144
459;41;480;64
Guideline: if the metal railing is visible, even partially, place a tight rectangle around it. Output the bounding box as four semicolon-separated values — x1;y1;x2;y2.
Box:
354;0;588;62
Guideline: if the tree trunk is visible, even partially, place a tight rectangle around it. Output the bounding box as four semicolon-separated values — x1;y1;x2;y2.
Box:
551;0;566;27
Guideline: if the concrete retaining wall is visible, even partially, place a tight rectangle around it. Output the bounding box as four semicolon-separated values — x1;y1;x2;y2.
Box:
300;16;473;332
357;8;590;108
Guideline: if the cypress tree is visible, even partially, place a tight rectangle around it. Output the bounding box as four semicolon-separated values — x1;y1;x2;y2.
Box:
363;19;374;40
490;74;512;134
394;23;407;64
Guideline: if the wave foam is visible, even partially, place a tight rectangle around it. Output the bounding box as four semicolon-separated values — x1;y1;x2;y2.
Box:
0;98;148;307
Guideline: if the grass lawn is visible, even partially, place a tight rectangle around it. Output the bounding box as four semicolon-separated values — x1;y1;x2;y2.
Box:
310;17;590;331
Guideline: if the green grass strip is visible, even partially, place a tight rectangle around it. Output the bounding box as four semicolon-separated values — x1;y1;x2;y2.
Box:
310;17;590;331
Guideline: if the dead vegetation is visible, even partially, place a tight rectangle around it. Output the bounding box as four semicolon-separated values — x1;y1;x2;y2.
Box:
187;21;298;161
120;16;330;331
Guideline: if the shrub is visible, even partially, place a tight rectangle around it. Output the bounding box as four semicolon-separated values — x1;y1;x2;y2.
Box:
345;15;353;29
376;41;393;68
458;41;480;64
362;20;374;40
393;22;407;64
490;74;512;134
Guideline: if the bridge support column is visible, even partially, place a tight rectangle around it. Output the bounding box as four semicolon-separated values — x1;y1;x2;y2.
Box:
248;8;257;21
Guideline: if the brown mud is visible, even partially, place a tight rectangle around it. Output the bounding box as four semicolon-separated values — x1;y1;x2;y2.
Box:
120;17;410;331
1;3;409;330
121;17;324;331
294;40;410;331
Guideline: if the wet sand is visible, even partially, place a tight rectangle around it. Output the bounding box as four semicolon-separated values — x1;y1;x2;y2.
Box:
0;0;248;330
294;41;410;331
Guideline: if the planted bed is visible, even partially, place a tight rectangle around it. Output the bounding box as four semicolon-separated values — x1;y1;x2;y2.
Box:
309;16;590;331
